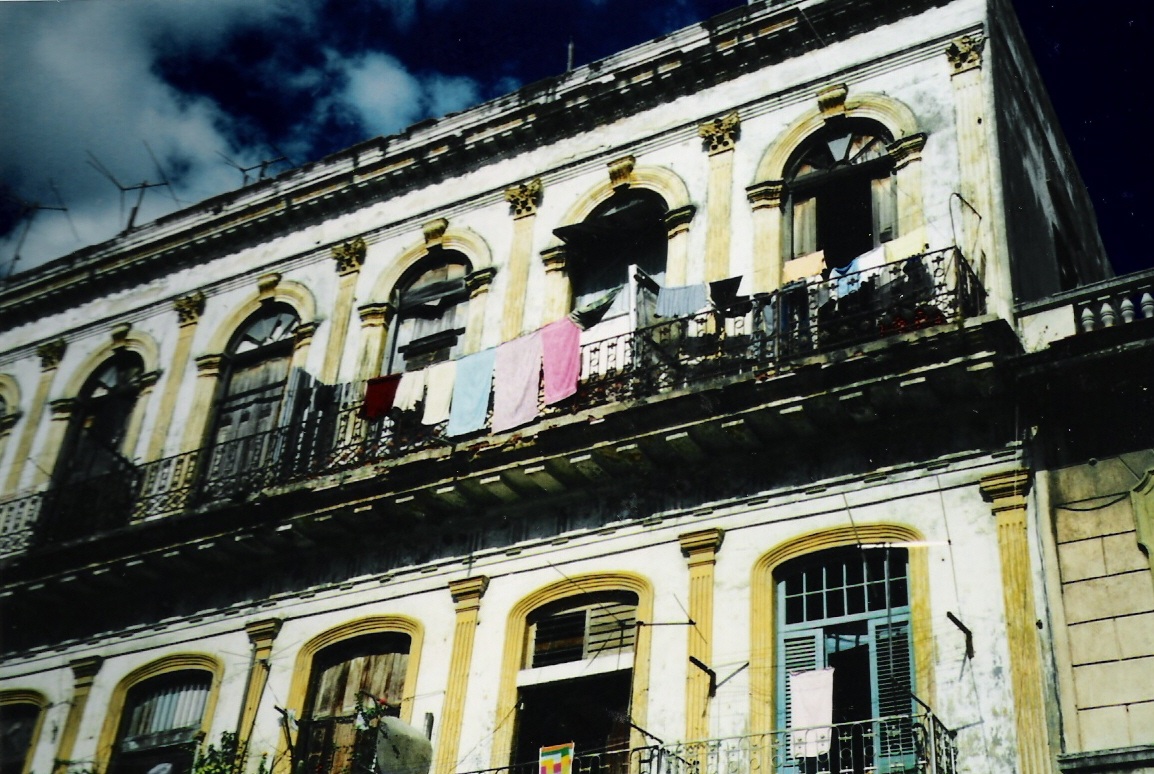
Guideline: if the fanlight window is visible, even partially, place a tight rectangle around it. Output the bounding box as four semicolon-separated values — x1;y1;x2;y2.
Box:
387;254;471;373
787;122;896;269
108;672;211;774
0;702;42;774
56;351;144;482
775;547;914;773
525;593;638;668
298;634;412;774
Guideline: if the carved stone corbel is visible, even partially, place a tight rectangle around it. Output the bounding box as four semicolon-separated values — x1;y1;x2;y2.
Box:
505;179;543;218
699;112;741;154
174;291;206;327
946;35;985;75
37;340;66;371
608;155;636;189
332;237;367;275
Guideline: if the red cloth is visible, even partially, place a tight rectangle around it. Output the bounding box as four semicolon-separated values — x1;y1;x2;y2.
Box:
361;374;401;420
541;317;581;405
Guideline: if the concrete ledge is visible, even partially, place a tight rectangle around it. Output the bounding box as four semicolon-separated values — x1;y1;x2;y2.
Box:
1059;745;1154;773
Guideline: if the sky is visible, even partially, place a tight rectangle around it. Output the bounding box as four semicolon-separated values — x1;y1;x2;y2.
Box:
0;0;1150;278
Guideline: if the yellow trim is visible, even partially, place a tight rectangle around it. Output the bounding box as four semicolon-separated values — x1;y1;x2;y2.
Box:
57;332;161;401
0;373;22;416
275;616;424;774
749;524;932;736
367;227;493;304
94;654;223;774
0;690;49;774
202;281;318;356
549;164;692;245
490;572;654;769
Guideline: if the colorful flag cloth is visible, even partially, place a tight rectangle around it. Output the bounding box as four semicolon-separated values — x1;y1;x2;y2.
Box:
421;360;457;425
393;368;427;413
539;743;574;774
656;282;709;318
492;331;542;433
788;667;835;759
541;317;582;405
360;374;401;420
446;348;496;437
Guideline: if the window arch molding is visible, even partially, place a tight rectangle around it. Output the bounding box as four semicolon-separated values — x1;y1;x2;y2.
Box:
0;374;23;435
57;331;161;402
748;524;933;735
284;615;425;725
201;280;318;357
490;572;654;769
551;164;692;234
0;689;49;774
94;654;223;772
366;227;492;306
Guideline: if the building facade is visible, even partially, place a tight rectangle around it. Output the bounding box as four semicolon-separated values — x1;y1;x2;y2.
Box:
1;1;1150;774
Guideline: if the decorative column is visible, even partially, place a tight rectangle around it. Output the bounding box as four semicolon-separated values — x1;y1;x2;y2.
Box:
540;246;570;324
465;267;497;354
699;112;740;283
980;470;1050;774
502;179;543;341
236;619;283;760
53;656;103;774
433;575;490;774
664;205;697;287
746;181;786;294
147;292;206;460
679;528;724;743
30;398;73;488
322;238;367;384
947;34;1006;312
4;340;65;493
180;354;223;452
355;303;396;381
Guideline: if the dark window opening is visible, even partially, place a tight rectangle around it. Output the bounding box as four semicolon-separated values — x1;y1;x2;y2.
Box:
0;702;41;774
512;671;632;767
107;672;211;774
526;593;638;668
298;634;411;774
387;254;471;373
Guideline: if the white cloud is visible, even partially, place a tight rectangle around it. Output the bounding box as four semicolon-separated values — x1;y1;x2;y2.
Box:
335;52;480;135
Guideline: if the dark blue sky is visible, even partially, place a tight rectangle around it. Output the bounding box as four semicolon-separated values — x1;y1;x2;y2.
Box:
0;0;1149;276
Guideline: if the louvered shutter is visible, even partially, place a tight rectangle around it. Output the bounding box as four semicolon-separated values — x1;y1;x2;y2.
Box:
776;631;822;774
870;617;915;768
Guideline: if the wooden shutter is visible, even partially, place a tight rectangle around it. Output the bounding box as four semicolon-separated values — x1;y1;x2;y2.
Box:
777;630;823;730
871;175;897;245
791;196;819;258
870;617;915;766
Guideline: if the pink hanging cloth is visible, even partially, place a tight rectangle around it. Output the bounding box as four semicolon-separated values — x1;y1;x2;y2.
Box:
541;317;582;405
492;331;542;433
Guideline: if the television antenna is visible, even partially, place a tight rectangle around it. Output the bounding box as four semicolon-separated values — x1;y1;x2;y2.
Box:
217;147;290;187
2;182;80;279
86;145;178;233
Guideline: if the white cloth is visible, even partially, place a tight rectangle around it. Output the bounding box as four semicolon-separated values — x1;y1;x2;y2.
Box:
788;668;835;759
393;368;427;412
421;360;456;425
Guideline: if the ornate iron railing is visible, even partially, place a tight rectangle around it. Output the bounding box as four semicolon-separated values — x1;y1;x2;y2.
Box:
0;248;982;554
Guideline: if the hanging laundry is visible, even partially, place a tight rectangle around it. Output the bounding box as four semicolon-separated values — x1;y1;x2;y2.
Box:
446;349;497;437
361;374;402;420
788;667;835;759
393;368;427;413
421;360;457;425
708;276;745;311
541;317;582;405
655;282;709;318
492;331;542;433
569;286;622;330
833;245;887;298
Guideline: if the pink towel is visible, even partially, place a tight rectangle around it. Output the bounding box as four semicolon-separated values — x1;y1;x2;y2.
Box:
492;332;542;433
541;318;581;405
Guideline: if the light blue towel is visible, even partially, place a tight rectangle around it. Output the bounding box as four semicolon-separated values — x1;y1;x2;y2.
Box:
446;348;496;437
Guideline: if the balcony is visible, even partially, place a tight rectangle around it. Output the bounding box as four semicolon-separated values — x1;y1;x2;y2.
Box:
1;248;983;557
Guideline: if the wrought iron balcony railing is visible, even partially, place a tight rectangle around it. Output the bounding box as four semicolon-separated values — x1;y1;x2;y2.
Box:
0;248;983;555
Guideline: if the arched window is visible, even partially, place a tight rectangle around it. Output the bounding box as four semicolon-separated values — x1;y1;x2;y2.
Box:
555;189;669;333
39;351;144;544
202;304;299;498
0;700;43;774
775;547;913;772
107;671;211;774
512;592;638;768
297;633;412;774
385;253;471;374
786;121;896;270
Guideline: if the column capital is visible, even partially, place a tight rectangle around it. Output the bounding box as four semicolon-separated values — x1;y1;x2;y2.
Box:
505;178;543;219
946;34;985;75
244;617;283;646
359;302;396;328
980;469;1032;510
69;656;104;688
665;204;697;237
449;575;490;612
680;527;725;565
0;411;19;435
887;133;927;170
541;245;567;273
332;237;367;276
293;321;319;350
195;353;224;376
466;266;498;297
699;112;740;154
37;339;67;371
49;397;76;420
747;180;786;210
174;291;207;327
608;155;636;189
